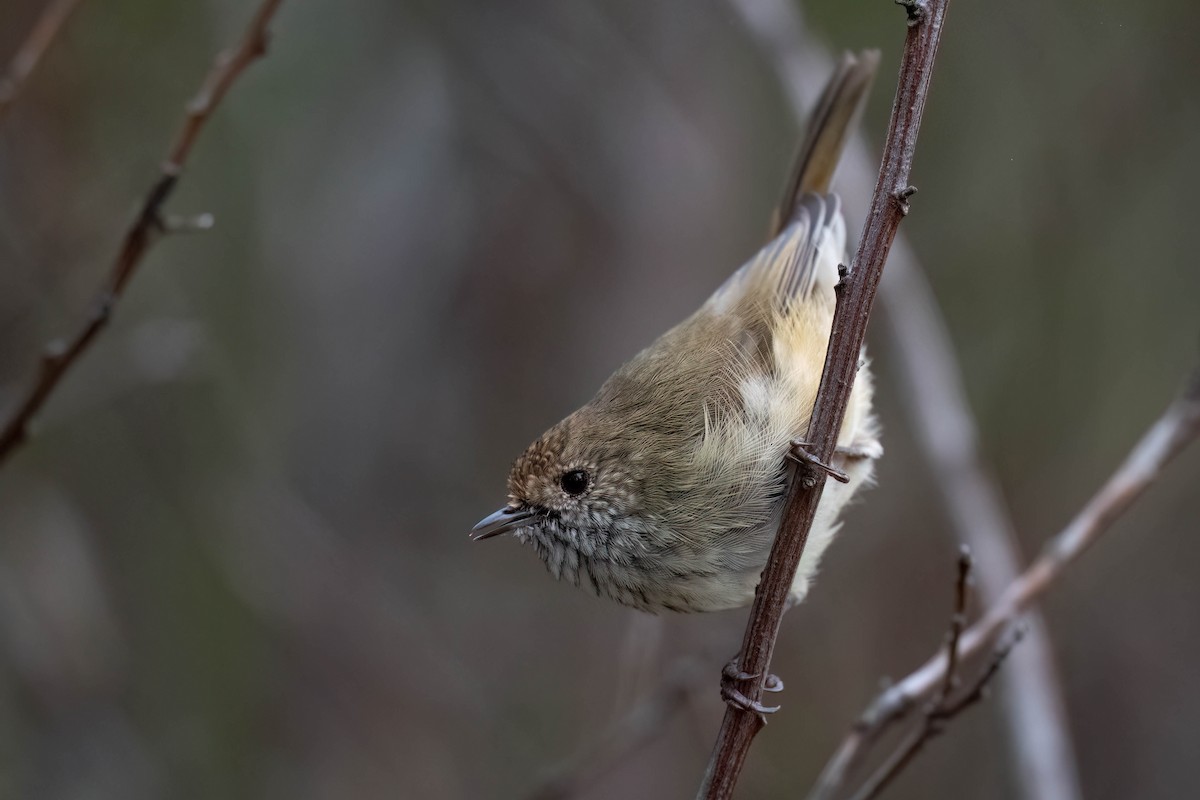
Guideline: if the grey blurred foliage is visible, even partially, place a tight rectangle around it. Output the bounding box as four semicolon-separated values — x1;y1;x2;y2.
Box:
0;0;1198;798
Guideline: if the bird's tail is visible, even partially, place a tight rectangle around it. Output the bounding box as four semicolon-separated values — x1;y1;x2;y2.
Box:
769;50;880;238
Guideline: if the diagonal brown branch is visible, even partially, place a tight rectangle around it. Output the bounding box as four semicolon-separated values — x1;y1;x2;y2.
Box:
726;1;1083;796
696;2;951;797
0;0;86;125
0;0;287;470
812;365;1200;798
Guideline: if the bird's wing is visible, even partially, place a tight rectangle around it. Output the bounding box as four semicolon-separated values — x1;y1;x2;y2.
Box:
706;193;844;319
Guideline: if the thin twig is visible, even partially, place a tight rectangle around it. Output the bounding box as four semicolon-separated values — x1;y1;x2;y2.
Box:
696;2;951;797
847;625;1027;800
938;547;973;703
527;658;705;800
878;254;1082;800
815;366;1200;798
844;552;982;800
0;0;86;125
0;0;286;469
725;1;1083;797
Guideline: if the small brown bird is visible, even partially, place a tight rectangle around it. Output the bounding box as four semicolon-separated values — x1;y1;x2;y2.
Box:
473;52;882;614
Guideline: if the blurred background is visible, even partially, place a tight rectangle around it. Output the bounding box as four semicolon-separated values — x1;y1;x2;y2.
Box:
1;0;1198;798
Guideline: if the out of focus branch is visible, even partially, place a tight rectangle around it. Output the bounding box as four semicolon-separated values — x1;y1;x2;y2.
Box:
843;550;1026;800
847;623;1027;800
879;253;1083;798
811;366;1200;799
697;2;950;797
527;658;704;800
727;1;1082;797
0;0;85;125
0;0;286;470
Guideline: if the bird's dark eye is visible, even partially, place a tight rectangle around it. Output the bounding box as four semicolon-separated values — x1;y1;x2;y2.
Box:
560;469;590;496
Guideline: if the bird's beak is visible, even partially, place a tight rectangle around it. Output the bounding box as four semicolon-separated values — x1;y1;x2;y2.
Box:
471;506;535;541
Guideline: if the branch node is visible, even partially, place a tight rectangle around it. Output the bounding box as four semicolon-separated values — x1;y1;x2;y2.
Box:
162;212;216;234
841;559;1025;800
41;339;67;366
0;0;284;471
252;30;272;58
858;687;913;732
893;185;918;216
835;263;850;294
91;291;117;325
895;0;928;25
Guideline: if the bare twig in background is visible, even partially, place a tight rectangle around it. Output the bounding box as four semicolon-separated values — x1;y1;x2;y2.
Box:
697;2;951;797
0;0;286;469
841;548;1025;800
811;366;1200;799
0;0;86;125
727;1;1083;797
878;251;1083;799
941;549;975;703
527;658;705;800
847;624;1027;800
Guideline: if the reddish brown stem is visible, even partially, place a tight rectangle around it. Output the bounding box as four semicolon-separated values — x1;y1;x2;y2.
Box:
696;1;950;796
0;0;286;469
724;0;1083;795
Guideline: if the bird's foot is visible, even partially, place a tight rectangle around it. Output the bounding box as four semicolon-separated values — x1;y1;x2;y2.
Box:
788;440;849;486
721;659;783;718
834;438;883;461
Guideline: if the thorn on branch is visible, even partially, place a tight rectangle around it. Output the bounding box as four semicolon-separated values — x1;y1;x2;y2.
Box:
835;263;850;295
893;185;917;216
895;0;928;25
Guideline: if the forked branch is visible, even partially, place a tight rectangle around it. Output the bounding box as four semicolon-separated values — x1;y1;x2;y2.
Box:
843;551;1027;800
0;0;286;469
811;365;1200;798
